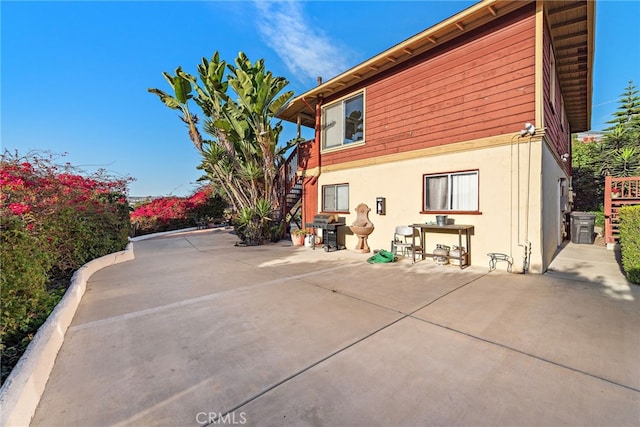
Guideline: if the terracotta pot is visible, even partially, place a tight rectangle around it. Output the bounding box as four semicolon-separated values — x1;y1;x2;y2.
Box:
291;233;305;246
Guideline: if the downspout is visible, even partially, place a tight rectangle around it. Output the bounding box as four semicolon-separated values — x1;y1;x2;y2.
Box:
515;123;536;274
298;92;322;227
509;132;519;266
314;77;323;184
516;0;545;273
315;94;322;175
516;133;529;274
523;133;533;273
310;93;323;221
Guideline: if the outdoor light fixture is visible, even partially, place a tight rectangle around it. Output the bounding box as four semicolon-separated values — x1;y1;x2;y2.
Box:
520;123;536;136
561;153;570;162
376;197;386;215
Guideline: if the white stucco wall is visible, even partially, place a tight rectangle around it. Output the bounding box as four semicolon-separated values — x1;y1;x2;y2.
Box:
540;141;570;271
316;137;551;272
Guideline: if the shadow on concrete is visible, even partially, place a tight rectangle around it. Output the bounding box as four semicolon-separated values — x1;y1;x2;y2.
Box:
30;229;640;427
546;240;635;302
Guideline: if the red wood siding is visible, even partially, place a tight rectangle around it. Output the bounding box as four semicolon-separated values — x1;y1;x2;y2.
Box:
302;177;318;227
542;17;571;175
322;5;536;166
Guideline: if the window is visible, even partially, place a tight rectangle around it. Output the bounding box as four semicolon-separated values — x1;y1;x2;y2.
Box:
423;171;479;212
322;93;364;149
322;184;349;212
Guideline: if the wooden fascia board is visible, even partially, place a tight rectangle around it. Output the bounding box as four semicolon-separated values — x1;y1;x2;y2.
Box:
550;16;585;31
555;41;589;53
316;0;529;96
278;0;532;125
547;2;586;16
541;0;593;133
535;0;544;129
553;29;588;43
585;0;595;131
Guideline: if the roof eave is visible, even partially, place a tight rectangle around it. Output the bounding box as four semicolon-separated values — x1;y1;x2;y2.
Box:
278;0;532;126
546;0;595;132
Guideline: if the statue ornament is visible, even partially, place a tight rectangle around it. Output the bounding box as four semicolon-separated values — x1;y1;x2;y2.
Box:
348;203;375;253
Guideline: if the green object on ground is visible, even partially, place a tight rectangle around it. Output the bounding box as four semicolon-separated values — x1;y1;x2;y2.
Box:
619;205;640;284
367;250;397;264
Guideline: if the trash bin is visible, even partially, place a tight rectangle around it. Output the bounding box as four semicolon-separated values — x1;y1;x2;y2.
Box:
570;212;596;244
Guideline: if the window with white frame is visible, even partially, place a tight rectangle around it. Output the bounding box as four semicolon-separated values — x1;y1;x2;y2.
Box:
423;170;479;212
322;92;364;149
322;184;349;212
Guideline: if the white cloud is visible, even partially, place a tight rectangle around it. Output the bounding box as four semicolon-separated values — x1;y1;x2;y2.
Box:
254;1;350;85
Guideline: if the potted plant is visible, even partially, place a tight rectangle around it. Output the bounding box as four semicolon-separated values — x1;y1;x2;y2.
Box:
611;187;621;198
291;228;309;246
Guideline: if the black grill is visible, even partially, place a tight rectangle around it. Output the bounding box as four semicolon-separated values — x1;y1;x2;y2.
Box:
305;215;345;252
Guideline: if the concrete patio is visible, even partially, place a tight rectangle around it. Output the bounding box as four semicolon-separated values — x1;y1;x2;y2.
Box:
30;229;639;426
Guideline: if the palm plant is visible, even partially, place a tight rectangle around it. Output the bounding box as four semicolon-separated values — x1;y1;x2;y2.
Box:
149;52;297;244
599;124;640;177
600;146;640;177
148;68;203;152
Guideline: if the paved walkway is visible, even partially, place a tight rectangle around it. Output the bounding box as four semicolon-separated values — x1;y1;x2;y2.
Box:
32;229;639;426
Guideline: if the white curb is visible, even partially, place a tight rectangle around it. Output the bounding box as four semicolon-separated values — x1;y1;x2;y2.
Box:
0;243;135;427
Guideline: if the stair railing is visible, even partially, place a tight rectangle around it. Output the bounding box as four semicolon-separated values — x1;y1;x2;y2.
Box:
278;145;301;236
283;146;299;197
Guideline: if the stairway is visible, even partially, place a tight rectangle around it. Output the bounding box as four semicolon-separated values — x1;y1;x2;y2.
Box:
280;145;304;233
285;178;303;225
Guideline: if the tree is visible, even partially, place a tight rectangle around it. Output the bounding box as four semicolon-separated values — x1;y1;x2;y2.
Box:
571;81;640;209
148;52;297;244
571;134;604;211
604;80;640;132
598;81;640;177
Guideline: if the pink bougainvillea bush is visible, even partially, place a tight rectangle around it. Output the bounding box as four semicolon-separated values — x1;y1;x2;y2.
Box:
130;187;226;236
0;150;132;384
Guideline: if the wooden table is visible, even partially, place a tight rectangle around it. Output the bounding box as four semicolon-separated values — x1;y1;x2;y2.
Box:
410;224;474;269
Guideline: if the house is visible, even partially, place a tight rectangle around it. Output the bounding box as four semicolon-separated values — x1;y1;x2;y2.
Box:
277;0;594;273
576;130;605;143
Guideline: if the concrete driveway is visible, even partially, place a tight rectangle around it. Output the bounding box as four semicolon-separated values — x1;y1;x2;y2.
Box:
32;229;639;426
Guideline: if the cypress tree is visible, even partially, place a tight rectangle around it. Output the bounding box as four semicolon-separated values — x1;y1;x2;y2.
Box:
599;81;640;177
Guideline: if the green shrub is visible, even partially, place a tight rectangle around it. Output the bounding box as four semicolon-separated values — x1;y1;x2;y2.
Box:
571;136;605;211
42;201;130;280
1;150;131;384
190;193;226;223
591;210;605;228
232;199;282;245
0;216;60;382
130;189;226;236
619;205;640;284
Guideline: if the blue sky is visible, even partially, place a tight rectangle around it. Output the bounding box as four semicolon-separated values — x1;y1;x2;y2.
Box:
2;1;639;197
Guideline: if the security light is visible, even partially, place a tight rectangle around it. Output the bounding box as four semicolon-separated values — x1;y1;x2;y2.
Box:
520;123;536;136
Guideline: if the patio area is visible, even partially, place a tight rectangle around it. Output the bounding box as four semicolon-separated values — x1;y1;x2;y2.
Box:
31;229;639;426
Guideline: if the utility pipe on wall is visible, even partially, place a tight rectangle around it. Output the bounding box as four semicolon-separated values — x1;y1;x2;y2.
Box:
523;132;533;273
513;122;536;273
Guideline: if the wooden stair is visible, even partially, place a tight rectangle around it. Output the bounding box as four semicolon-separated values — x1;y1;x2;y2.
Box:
279;145;304;235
